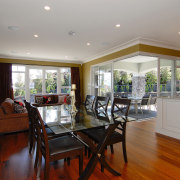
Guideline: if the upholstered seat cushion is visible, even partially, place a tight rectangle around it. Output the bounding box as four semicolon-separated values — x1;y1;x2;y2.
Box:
45;127;54;135
83;128;123;145
48;135;84;156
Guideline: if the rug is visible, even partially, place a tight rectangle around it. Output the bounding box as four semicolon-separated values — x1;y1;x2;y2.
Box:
128;108;157;121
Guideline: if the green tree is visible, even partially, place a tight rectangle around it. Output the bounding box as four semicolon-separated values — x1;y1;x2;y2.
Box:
160;67;171;84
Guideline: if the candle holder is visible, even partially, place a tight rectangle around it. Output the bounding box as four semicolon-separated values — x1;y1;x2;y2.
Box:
70;84;77;115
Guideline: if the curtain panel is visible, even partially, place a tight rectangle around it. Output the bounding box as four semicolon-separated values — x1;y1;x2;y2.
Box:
0;63;13;104
71;67;81;106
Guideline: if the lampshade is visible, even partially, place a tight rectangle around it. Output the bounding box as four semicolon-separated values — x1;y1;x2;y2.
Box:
71;84;76;90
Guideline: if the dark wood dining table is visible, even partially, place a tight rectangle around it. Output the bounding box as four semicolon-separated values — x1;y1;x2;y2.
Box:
38;104;135;180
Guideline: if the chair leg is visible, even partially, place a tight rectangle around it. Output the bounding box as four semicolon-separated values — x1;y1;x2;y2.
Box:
45;159;50;180
85;146;87;156
79;151;83;176
29;135;33;154
88;148;91;158
67;157;71;166
122;141;128;163
110;145;114;154
34;142;39;169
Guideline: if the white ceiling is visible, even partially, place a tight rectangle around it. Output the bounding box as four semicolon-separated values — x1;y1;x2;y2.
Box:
122;55;158;63
0;0;180;64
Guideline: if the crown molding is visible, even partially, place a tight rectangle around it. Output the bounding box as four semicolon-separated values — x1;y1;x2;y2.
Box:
82;37;180;64
0;54;82;64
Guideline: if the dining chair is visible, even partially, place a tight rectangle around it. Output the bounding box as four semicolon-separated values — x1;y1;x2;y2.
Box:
82;98;131;164
24;100;54;154
84;95;96;109
139;94;151;114
29;105;84;180
94;96;110;114
149;96;157;110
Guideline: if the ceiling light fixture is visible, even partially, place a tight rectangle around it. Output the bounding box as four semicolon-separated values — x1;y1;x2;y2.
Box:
178;32;180;35
87;42;91;46
68;31;76;36
26;52;31;55
44;6;51;11
34;34;39;38
115;24;120;28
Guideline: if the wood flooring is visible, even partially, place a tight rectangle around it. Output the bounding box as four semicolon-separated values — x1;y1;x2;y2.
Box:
1;119;180;180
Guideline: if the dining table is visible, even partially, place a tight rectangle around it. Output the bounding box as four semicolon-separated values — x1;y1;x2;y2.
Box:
38;104;135;180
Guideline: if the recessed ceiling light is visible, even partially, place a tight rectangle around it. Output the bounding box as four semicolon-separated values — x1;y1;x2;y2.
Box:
8;26;19;31
34;34;39;38
87;42;91;46
178;32;180;35
26;52;31;55
44;6;51;11
115;24;121;28
68;31;76;36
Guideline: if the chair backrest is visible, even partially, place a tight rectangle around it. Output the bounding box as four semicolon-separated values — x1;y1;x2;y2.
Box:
85;95;96;109
29;104;49;157
111;98;131;117
149;97;157;105
24;100;33;126
94;96;110;113
141;94;151;105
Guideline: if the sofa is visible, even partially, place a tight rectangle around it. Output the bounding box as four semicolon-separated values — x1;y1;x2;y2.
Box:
0;98;29;134
32;94;70;107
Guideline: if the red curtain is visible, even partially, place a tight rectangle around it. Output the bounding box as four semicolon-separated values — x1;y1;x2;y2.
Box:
0;63;14;104
71;67;81;106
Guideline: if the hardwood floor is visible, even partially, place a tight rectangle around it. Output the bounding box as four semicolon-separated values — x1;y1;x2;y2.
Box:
1;119;180;180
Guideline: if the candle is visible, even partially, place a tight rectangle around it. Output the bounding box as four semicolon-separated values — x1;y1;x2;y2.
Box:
71;84;76;90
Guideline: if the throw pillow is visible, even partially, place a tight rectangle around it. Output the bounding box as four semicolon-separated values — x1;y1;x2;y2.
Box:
43;96;51;104
58;95;65;104
14;100;25;107
14;103;27;113
66;96;71;105
36;97;43;104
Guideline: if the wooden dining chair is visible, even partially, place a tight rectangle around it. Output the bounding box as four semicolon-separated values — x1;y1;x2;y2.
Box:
82;98;131;164
24;100;54;154
29;105;84;180
84;95;96;109
94;96;110;114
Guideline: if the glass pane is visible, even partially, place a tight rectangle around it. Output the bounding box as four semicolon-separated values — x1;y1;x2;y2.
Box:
99;64;112;98
176;60;180;96
93;67;99;96
61;72;71;86
160;59;172;97
29;69;42;94
17;66;25;72
12;65;17;71
145;70;157;94
12;72;25;98
45;70;57;94
61;88;71;93
60;68;70;73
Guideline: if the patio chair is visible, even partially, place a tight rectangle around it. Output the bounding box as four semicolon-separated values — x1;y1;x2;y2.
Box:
139;94;151;114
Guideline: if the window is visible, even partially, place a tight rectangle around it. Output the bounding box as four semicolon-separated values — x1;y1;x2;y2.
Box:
12;65;71;102
45;70;57;94
60;68;71;93
12;65;26;100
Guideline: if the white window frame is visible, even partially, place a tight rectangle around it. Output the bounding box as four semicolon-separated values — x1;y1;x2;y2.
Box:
12;64;71;102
